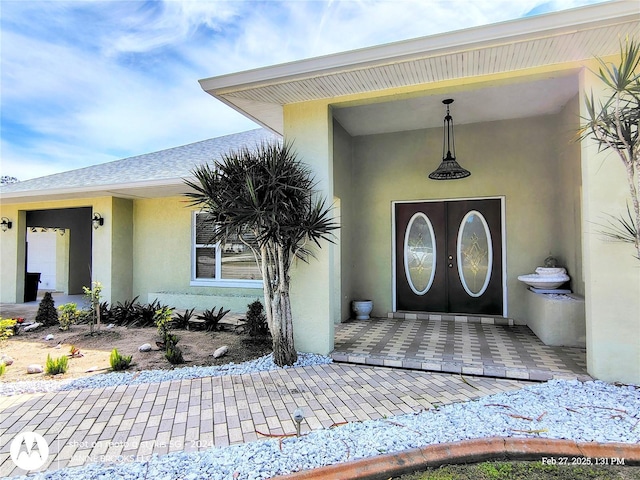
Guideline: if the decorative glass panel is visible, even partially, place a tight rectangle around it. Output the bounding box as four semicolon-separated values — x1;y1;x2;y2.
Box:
404;213;436;295
457;211;492;297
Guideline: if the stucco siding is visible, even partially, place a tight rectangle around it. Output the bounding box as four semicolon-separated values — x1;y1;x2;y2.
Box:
131;196;263;312
348;113;575;322
333;120;355;321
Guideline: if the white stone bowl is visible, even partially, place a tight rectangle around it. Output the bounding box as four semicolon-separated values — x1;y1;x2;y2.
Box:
517;273;569;289
535;267;566;276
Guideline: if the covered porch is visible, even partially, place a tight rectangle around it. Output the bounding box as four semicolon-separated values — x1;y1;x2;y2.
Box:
332;315;589;382
199;2;640;383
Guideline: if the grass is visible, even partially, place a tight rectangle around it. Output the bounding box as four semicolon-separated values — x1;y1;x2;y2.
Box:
394;460;640;480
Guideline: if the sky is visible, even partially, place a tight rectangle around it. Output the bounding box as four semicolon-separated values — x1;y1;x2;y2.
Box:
1;0;609;181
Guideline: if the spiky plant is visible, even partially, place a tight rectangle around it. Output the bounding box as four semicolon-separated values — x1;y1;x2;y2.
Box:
109;349;132;371
579;38;640;260
184;142;338;366
45;355;68;375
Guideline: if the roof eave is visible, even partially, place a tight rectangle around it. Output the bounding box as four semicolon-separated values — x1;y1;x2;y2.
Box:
0;177;195;205
199;1;639;95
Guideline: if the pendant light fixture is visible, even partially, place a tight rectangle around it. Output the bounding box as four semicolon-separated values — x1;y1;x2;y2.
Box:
428;99;470;180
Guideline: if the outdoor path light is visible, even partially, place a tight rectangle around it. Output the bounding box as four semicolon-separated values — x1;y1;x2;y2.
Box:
293;408;304;436
428;99;471;180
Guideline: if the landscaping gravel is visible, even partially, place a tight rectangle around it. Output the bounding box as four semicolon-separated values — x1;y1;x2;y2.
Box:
0;352;333;396
11;377;640;480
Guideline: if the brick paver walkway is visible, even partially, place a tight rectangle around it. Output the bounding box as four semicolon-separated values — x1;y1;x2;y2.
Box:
333;317;590;381
0;364;531;477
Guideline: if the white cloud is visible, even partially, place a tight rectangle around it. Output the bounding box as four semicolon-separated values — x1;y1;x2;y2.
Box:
0;0;608;180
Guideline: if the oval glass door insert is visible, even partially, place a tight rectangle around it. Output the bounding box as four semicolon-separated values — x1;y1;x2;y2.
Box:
404;212;436;295
457;210;492;297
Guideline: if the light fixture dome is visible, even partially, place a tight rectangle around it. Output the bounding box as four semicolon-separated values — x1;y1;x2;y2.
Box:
428;99;470;180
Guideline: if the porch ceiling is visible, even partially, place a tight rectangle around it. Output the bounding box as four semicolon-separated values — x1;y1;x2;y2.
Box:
199;2;639;136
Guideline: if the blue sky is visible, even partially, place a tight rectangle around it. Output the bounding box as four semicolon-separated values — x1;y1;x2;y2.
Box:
1;0;607;181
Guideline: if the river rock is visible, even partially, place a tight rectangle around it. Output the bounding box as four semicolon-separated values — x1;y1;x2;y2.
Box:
213;345;229;359
0;355;14;366
27;364;44;374
44;334;54;341
138;343;152;352
23;322;41;332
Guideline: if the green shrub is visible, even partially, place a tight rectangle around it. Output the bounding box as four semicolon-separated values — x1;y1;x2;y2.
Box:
0;318;17;344
245;300;269;337
0;362;5;376
58;303;79;330
36;292;58;327
165;344;184;364
45;354;68;375
111;296;140;325
133;299;166;327
110;349;133;371
154;306;174;339
173;308;195;329
197;306;230;332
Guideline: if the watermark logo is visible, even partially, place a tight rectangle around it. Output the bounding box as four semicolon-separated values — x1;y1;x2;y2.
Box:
10;432;49;471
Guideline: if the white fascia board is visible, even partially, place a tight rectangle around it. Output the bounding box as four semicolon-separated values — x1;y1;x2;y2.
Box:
0;177;190;203
199;1;639;95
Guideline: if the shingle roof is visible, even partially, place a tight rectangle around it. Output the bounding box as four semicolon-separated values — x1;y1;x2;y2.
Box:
1;129;279;194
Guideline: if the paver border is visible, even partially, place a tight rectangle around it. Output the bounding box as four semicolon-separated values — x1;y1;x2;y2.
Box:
273;437;640;479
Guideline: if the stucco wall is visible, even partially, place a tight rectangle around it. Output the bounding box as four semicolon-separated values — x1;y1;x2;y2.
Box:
553;93;584;296
110;198;134;303
333;120;355;322
580;68;640;384
284;101;337;354
345;113;576;322
132;196;263;311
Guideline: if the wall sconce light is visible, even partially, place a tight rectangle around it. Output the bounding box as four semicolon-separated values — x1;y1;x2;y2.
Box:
59;228;65;236
1;217;12;232
428;99;471;180
92;213;104;230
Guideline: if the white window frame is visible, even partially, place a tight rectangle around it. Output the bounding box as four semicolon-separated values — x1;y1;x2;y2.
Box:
191;211;263;288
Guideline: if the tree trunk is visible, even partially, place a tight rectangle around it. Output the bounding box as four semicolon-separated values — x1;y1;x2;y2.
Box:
264;244;297;367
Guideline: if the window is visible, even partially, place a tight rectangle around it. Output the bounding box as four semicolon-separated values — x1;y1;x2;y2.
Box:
192;212;263;287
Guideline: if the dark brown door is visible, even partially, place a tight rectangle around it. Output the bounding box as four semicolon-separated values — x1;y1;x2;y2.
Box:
395;199;503;315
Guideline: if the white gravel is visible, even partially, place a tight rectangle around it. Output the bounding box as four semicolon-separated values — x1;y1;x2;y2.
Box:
5;358;639;479
0;353;333;396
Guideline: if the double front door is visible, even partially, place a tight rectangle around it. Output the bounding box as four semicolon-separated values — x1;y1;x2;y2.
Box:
395;199;503;315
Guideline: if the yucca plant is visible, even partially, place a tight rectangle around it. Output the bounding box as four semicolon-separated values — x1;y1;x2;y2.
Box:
45;354;68;375
184;142;338;366
579;38;640;260
110;349;132;371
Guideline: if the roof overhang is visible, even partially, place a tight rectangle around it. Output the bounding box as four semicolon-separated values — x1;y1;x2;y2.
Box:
199;1;640;135
0;178;196;205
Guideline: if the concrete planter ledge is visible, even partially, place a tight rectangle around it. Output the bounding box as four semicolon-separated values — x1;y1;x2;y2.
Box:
273;437;640;479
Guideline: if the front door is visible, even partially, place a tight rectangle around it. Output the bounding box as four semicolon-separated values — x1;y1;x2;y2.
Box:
395;199;503;315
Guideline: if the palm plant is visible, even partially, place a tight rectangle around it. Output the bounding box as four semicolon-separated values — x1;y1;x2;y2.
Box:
184;142;338;366
579;38;640;260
